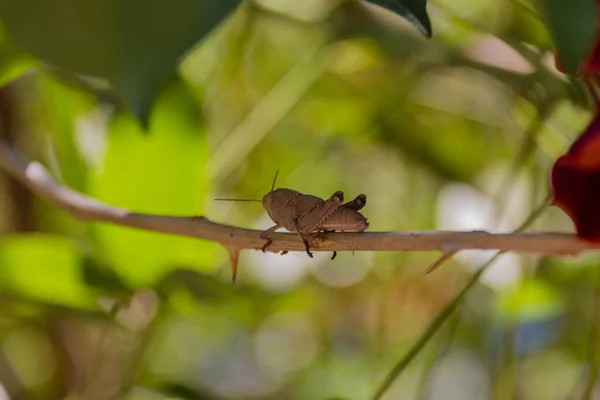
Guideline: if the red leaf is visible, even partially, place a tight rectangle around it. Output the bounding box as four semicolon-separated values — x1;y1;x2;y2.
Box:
551;113;600;240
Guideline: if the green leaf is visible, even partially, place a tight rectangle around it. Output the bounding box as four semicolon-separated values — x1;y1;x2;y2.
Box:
81;257;130;294
36;72;95;192
495;279;564;323
158;269;240;301
0;26;36;88
0;0;242;125
541;0;597;73
0;234;95;309
88;78;219;288
364;0;432;37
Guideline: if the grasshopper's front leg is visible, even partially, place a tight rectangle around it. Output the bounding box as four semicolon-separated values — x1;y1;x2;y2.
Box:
260;224;280;253
295;191;344;258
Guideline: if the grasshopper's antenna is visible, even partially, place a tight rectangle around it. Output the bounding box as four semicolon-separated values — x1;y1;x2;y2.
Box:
214;169;279;202
270;169;279;192
214;198;262;202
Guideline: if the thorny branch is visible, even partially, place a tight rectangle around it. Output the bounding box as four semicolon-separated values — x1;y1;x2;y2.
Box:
0;138;598;278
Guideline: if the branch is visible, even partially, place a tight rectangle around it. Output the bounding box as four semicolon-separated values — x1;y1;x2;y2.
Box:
0;139;598;258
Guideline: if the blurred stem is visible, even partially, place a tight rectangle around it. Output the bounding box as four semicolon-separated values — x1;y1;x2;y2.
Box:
494;104;553;224
493;109;551;397
582;265;600;400
412;107;552;396
428;0;543;69
495;322;520;400
370;196;552;400
504;0;540;18
371;254;501;400
0;83;35;232
120;305;162;396
413;312;460;400
79;301;122;397
584;76;600;110
207;39;330;182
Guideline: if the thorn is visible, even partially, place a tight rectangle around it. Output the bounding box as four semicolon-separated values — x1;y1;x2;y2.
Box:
331;251;337;260
425;247;461;274
225;246;241;283
280;251;288;256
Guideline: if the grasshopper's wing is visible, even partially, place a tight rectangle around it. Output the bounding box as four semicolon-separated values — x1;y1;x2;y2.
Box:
274;194;313;231
296;191;344;233
317;208;369;232
294;195;324;216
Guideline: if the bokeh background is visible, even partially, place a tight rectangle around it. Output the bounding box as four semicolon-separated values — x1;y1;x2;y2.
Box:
0;0;597;399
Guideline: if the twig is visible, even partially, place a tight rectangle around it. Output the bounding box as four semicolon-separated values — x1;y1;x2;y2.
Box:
0;138;596;257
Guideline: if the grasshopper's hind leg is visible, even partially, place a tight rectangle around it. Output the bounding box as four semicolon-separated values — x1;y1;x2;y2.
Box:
293;221;314;258
299;233;313;258
302;239;313;258
319;230;337;260
342;194;366;211
260;225;280;253
294;191;344;259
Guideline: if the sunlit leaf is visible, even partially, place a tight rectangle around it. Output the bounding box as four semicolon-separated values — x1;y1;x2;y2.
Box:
0;234;95;309
35;72;95;191
0;0;242;125
88;78;219;287
495;279;564;323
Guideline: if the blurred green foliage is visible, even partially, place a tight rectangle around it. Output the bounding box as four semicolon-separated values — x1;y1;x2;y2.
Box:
0;0;242;124
0;0;597;399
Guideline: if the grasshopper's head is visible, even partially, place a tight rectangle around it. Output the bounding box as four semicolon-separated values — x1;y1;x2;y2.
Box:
261;169;300;225
262;188;300;224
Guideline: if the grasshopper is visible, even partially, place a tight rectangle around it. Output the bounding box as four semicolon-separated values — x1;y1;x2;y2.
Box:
216;171;369;259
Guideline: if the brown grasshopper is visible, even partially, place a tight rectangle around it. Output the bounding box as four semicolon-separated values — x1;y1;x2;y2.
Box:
216;171;369;259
